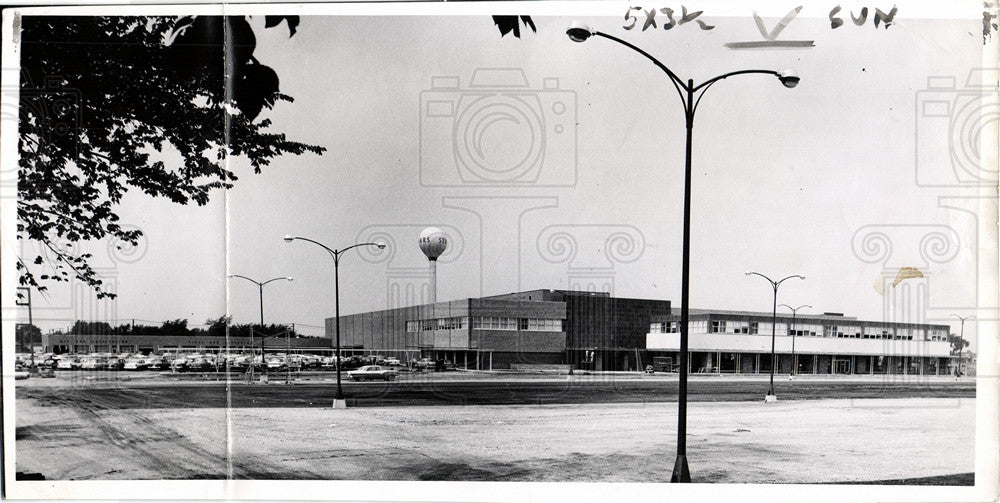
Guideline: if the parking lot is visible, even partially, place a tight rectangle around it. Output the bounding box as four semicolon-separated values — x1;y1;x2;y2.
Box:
13;372;976;484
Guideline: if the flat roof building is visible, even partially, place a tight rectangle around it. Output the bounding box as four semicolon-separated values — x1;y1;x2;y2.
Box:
331;290;957;374
645;310;954;375
330;289;672;371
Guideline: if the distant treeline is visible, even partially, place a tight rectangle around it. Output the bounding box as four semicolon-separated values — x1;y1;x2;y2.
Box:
61;316;319;338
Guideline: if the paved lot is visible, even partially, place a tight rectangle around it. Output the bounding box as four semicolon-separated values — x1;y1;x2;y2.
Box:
13;373;975;483
14;371;976;408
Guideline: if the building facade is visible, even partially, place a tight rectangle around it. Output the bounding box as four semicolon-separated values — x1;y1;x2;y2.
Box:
645;310;955;375
332;289;673;370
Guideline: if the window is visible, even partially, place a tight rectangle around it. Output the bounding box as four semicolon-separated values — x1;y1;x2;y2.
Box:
520;318;529;330
710;321;726;333
749;322;759;335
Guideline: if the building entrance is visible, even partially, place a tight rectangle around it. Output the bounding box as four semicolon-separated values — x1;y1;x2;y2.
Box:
834;359;852;374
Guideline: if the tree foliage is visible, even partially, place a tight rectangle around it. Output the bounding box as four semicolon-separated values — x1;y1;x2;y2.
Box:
16;16;324;299
947;333;970;355
16;323;43;350
63;316;304;338
493;15;536;38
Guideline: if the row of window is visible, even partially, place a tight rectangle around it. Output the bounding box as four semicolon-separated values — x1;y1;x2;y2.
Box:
406;317;564;332
473;317;563;332
652;321;944;341
406;317;468;332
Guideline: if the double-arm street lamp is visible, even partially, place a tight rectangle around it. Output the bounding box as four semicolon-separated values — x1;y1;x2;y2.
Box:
746;272;805;399
227;275;294;327
779;303;812;376
951;314;975;377
284;235;386;407
567;23;799;483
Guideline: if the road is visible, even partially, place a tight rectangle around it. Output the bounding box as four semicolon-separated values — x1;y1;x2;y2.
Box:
16;373;975;408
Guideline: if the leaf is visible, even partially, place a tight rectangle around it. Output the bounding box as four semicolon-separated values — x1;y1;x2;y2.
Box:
265;16;300;37
493;15;536;38
234;63;280;120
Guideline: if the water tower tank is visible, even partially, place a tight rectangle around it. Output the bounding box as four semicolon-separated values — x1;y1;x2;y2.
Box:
419;227;447;304
419;227;448;261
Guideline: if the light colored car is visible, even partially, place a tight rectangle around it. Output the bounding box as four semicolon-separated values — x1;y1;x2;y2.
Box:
169;356;189;371
123;357;148;370
56;356;80;370
144;355;169;370
347;365;398;382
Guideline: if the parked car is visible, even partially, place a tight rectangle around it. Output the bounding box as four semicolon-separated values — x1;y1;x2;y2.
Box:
383;358;402;366
169;356;189;372
265;356;285;371
347;365;398;381
319;356;338;370
56;355;80;370
123;356;148;370
144;355;169;370
413;358;435;370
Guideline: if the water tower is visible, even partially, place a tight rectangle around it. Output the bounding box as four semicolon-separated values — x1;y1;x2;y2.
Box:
418;227;448;303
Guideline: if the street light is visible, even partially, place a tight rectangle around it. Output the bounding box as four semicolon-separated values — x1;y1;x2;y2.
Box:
227;275;294;327
568;22;799;483
746;271;805;400
951;314;975;377
16;287;35;372
284;235;386;408
779;303;812;376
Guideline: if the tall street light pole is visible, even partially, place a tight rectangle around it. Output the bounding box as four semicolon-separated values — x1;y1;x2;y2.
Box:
779;303;812;376
16;287;35;371
229;274;293;372
284;236;386;408
951;314;974;377
228;275;294;327
746;271;805;400
567;23;799;483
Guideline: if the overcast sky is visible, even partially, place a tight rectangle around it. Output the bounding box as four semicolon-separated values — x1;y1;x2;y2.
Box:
6;2;994;345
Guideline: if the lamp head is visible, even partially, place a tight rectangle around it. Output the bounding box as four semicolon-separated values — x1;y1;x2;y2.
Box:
285;277;294;282
745;270;752;277
566;22;594;43
376;243;387;250
283;235;294;243
778;70;800;89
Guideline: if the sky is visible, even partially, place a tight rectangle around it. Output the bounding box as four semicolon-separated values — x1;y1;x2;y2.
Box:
4;1;995;346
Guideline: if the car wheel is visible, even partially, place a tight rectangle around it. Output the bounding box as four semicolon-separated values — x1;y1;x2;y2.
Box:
386;374;396;381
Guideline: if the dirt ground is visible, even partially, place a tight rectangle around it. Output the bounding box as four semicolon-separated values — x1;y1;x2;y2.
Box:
15;395;974;483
